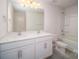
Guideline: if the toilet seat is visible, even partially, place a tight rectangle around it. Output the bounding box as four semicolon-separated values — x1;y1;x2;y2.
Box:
56;41;67;48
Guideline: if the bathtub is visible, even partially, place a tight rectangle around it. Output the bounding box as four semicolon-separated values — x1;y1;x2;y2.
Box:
60;35;78;54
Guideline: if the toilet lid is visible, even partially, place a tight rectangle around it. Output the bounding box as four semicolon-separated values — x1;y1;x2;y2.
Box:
56;41;68;48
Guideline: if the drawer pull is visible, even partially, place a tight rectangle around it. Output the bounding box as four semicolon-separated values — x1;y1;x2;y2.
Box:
18;50;22;59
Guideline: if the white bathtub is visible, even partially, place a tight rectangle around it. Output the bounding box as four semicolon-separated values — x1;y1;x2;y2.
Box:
61;36;78;54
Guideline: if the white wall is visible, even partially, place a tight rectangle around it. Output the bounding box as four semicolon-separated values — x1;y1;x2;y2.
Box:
64;5;78;38
0;0;7;38
63;5;78;53
44;4;64;38
8;2;14;32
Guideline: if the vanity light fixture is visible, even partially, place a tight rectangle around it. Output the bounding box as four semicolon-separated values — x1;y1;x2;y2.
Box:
19;0;41;9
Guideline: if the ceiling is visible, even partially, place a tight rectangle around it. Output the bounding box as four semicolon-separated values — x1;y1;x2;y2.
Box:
51;0;78;8
9;0;78;10
36;0;78;8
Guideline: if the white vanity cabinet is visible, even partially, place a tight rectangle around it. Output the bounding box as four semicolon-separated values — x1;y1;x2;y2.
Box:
1;45;35;59
0;35;53;59
21;44;35;59
0;48;18;59
0;40;35;59
36;37;53;59
36;41;46;59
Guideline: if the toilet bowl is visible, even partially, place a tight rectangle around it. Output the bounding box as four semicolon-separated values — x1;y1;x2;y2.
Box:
55;41;68;55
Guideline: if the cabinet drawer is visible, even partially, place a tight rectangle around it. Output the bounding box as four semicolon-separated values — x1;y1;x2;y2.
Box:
36;36;53;43
0;39;34;52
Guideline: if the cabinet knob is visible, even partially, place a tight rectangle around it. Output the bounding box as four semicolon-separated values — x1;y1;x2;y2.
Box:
18;50;22;59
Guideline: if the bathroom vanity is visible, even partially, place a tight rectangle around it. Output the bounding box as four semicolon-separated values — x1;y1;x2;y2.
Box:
0;0;53;59
0;32;53;59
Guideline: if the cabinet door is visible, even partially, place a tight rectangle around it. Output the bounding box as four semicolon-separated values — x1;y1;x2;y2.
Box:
0;0;7;37
21;45;35;59
36;40;53;59
45;40;53;57
1;49;18;59
36;41;46;59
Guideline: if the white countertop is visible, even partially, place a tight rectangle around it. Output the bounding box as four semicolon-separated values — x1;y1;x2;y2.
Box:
0;31;53;44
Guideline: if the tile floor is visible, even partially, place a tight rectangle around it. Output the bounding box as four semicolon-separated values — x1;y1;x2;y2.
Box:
46;49;78;59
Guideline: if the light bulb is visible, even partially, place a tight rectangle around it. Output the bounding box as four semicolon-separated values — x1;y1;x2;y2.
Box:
27;0;30;4
32;2;37;5
37;3;41;8
37;3;40;7
19;0;41;9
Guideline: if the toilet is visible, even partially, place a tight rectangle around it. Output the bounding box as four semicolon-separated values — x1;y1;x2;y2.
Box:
54;40;68;55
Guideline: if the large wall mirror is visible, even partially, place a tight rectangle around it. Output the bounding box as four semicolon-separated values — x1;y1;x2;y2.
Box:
8;0;44;32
